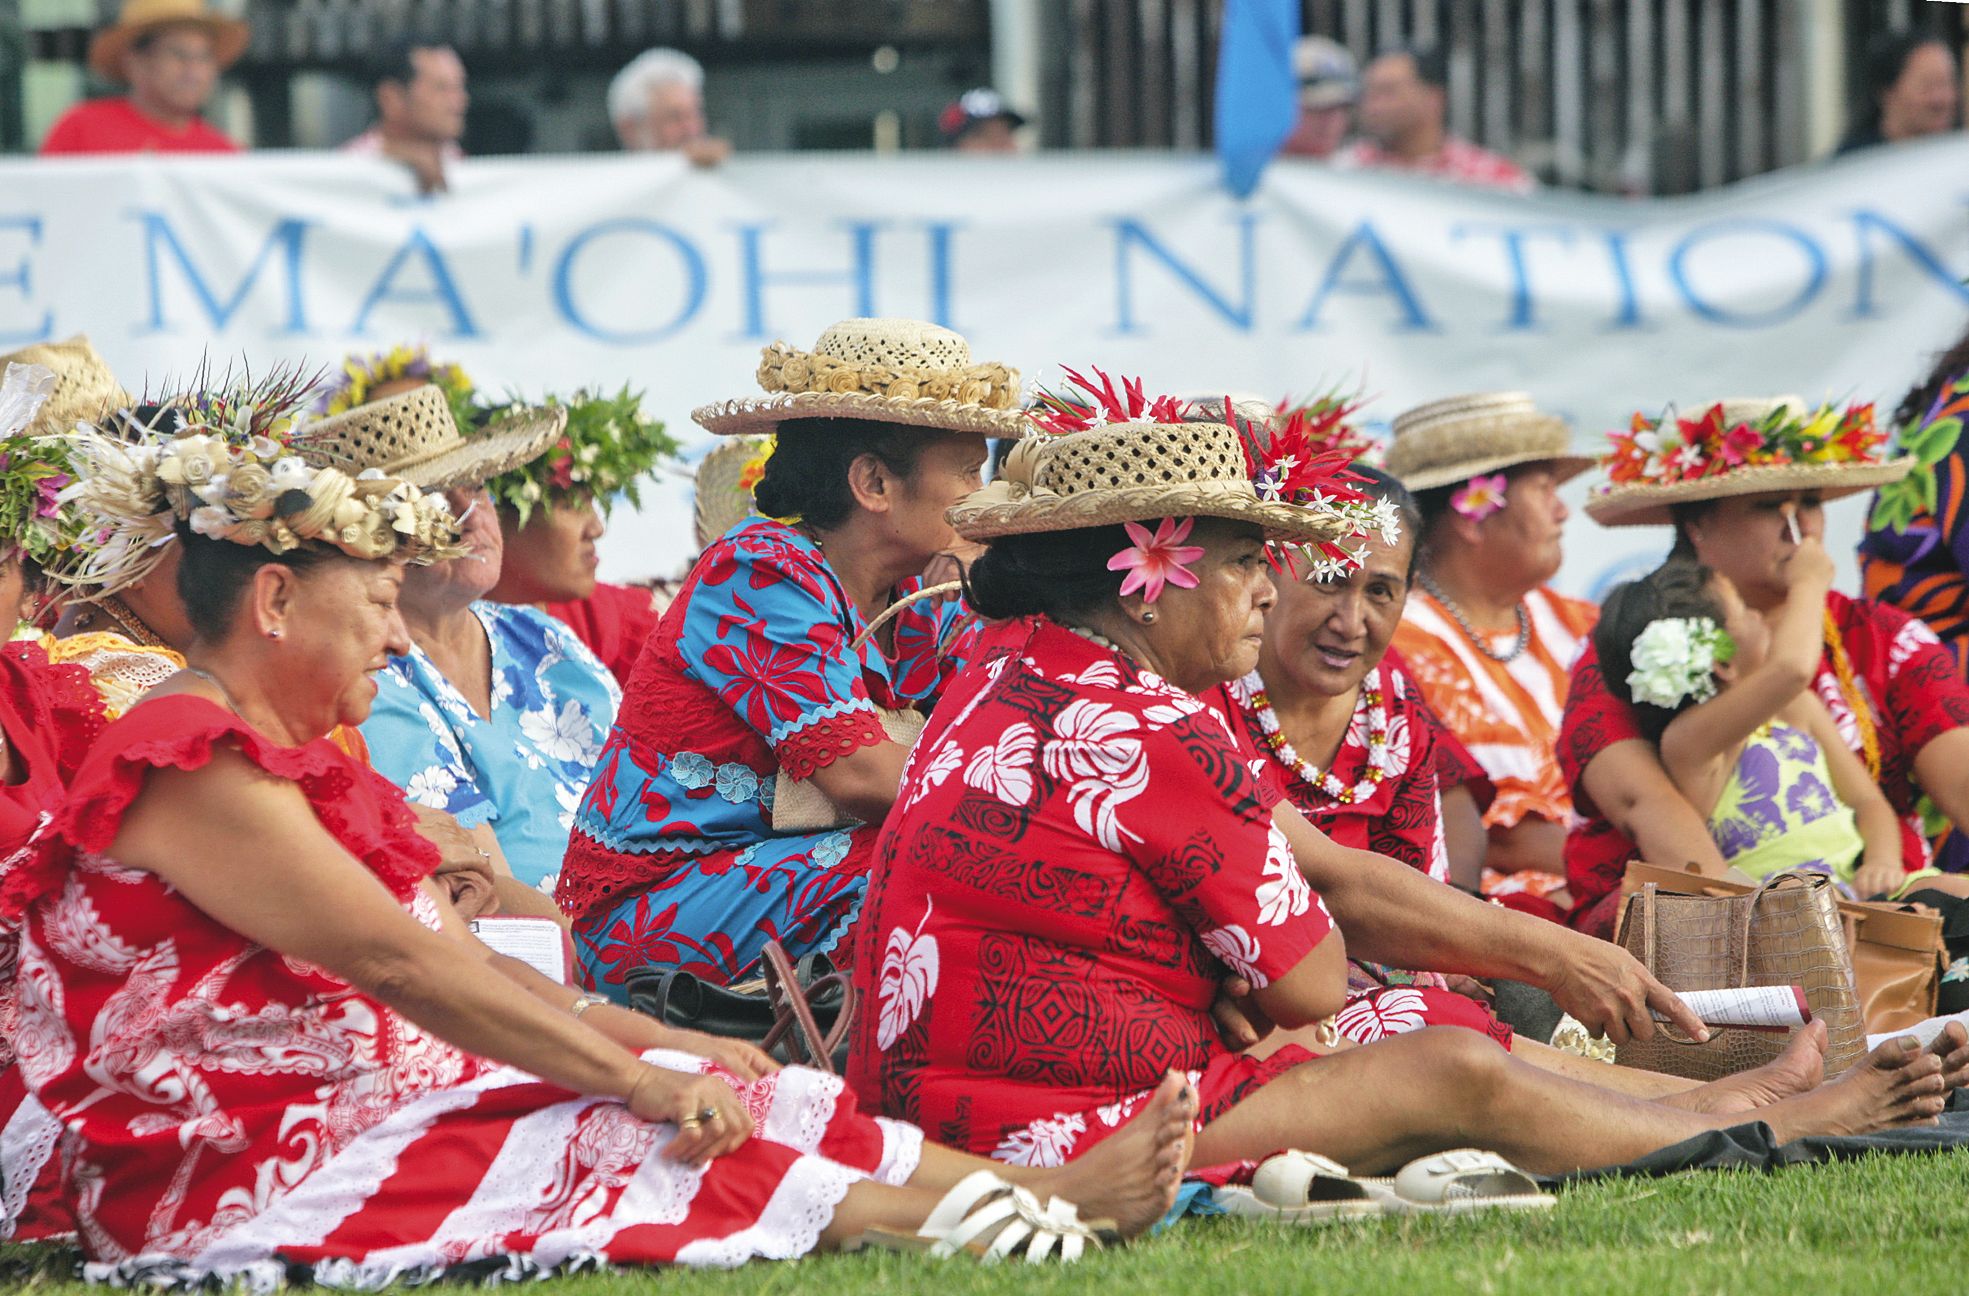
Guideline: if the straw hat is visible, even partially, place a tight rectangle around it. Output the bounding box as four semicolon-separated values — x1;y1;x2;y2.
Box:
692;435;769;549
294;385;566;492
948;420;1354;546
1586;395;1911;527
89;0;250;83
694;317;1026;438
1384;391;1592;492
0;335;132;436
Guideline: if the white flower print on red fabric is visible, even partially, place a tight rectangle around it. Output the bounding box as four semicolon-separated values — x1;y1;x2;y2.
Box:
1888;617;1941;677
991;1112;1087;1168
1254;825;1311;927
1042;700;1148;851
875;901;940;1051
902;741;964;813
963;722;1038;807
1201;924;1267;988
1331;988;1430;1043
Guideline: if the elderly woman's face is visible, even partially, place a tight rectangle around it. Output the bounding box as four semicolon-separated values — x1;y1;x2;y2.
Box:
1138;519;1277;692
1263;525;1414;699
498;494;603;603
406;486;503;606
280;558;413;732
889;435;989;563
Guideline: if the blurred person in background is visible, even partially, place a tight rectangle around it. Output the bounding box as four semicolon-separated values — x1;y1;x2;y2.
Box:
1837;30;1961;155
344;38;469;195
609;48;732;166
1338;45;1532;193
1280;35;1357;160
41;0;245;155
940;87;1028;153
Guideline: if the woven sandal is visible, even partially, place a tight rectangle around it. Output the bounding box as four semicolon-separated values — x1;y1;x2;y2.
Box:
1380;1149;1554;1214
848;1170;1115;1263
1215;1150;1389;1223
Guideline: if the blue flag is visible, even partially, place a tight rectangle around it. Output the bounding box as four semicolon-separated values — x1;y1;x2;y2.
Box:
1214;0;1302;198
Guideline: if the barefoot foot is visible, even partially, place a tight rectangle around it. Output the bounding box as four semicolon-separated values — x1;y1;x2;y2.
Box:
1662;1020;1828;1115
1025;1072;1196;1239
1758;1035;1950;1141
1925;1021;1968;1094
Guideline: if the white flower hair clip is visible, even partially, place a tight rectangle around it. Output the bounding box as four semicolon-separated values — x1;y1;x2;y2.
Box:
1626;616;1736;710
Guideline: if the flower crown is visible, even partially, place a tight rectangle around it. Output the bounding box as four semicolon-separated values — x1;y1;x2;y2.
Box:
314;344;479;432
0;363;85;567
54;365;464;596
1626;616;1736;710
1603;400;1885;488
481;386;680;525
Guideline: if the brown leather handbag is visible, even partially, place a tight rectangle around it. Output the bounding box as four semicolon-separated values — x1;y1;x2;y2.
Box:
1614;871;1867;1081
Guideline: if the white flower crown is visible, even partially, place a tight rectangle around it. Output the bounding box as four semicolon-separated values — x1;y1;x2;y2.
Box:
1625;615;1737;710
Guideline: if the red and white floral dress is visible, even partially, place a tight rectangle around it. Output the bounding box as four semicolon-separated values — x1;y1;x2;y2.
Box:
0;696;922;1287
1211;660;1513;1051
847;618;1335;1166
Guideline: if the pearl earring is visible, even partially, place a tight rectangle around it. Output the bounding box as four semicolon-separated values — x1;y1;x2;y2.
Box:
268;628;283;640
1141;610;1157;624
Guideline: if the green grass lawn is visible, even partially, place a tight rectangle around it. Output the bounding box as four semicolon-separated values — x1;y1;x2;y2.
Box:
2;1152;1960;1294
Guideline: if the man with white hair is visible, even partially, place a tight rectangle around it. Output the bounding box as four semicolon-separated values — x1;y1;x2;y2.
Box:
608;47;731;165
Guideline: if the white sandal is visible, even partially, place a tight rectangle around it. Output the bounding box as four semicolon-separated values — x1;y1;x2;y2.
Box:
850;1169;1115;1263
1382;1149;1554;1214
1215;1150;1388;1223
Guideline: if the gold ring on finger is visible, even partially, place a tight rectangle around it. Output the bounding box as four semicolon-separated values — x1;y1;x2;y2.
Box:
678;1116;702;1129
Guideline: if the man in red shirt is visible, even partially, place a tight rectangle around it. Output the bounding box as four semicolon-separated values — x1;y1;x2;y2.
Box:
40;0;245;156
1337;45;1533;193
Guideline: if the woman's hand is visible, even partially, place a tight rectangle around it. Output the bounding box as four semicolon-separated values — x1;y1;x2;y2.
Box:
1854;856;1906;901
1784;534;1836;598
665;1029;781;1081
411;804;502;920
1211;975;1276;1049
627;1066;757;1165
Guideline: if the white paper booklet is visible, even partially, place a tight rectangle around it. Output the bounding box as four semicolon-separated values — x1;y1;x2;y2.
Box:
1654;986;1812;1032
1867;1008;1969;1053
470;916;570;986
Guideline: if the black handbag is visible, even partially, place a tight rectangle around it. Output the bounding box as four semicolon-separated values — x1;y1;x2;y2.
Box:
624;940;855;1073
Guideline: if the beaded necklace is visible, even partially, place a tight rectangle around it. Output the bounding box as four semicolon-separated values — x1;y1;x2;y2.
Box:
1234;671;1391;806
1822;608;1881;780
1416;570;1529;664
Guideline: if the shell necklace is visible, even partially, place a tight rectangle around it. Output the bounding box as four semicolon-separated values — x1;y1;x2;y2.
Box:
1417;570;1529;664
1236;670;1390;806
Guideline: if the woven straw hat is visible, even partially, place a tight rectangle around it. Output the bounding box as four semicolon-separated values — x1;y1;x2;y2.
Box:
89;0;250;83
294;385;566;491
1385;391;1592;492
948;420;1353;545
0;335;132;436
1586;395;1912;527
692;435;769;549
694;317;1026;438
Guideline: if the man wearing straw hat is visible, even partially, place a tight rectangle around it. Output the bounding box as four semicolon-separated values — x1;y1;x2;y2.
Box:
1560;395;1969;940
40;0;246;156
1386;393;1595;917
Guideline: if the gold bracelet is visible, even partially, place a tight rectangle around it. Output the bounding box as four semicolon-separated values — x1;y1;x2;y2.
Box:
570;993;609;1019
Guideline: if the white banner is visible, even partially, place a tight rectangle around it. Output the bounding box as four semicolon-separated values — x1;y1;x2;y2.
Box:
10;141;1969;591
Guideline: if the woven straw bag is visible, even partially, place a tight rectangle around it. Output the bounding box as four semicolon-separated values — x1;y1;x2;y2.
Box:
1615;871;1866;1081
768;583;958;834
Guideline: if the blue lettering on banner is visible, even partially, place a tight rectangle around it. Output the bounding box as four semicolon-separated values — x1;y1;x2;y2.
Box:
0;215;50;344
925;221;963;330
1295;221;1437;333
1848;210;1969;319
1667;219;1826;327
1112;214;1259;334
1599;230;1647;330
1448;222;1578;331
353;226;479;338
552;219;708;344
135;211;311;336
734;221;883;339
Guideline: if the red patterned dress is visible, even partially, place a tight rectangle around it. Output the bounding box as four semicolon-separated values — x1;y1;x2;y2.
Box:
1558;590;1969;938
847;618;1335;1165
1210;660;1512;1051
0;696;923;1286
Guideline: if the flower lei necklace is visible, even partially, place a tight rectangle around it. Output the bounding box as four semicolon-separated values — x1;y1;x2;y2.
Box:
1236;671;1390;805
1822;609;1880;779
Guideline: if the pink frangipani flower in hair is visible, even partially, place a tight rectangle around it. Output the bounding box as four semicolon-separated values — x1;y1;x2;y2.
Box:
1450;473;1509;522
1108;516;1207;603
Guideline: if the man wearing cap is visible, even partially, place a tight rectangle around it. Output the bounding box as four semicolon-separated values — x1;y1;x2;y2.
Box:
1561;397;1969;939
1280;35;1357;160
40;0;246;155
1387;393;1596;916
1337;45;1532;192
941;87;1027;153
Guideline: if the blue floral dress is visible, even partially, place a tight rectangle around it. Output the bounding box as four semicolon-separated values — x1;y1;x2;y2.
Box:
362;602;621;894
557;518;972;995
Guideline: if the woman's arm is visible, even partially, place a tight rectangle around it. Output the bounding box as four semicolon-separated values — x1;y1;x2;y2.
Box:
1250;921;1349;1029
1578;739;1728;875
799;739;910;824
1440;785;1486;889
1791;695;1905;898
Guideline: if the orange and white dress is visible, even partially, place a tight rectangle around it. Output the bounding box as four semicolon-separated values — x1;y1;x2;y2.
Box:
1391;586;1597;902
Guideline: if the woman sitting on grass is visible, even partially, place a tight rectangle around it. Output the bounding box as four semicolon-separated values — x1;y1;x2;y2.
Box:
1595;538;1969;905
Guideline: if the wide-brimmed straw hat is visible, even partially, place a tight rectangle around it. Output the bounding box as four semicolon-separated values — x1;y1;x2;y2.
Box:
294;384;566;492
0;335;132;436
89;0;250;83
948;420;1354;546
692;435;769;549
1585;395;1911;527
1384;391;1593;492
693;317;1025;438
